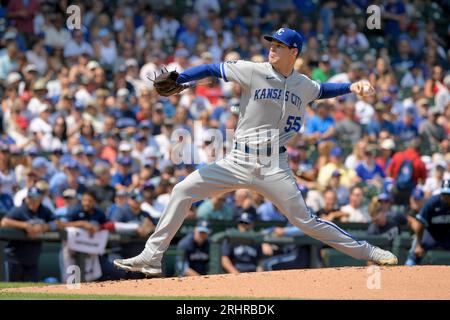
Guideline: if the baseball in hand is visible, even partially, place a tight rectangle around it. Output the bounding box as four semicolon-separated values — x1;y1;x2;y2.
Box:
352;80;374;97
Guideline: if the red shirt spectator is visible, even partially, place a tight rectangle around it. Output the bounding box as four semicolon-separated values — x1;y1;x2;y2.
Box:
388;147;427;185
7;0;39;34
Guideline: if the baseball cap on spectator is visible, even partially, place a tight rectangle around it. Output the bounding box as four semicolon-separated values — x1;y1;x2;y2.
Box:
411;187;424;201
95;88;108;98
380;139;395;150
27;187;42;199
85;145;96;156
443;74;450;86
87;60;100;70
98;28;110;38
143;159;154;167
263;27;304;52
119;141;133;152
320;54;330;63
163;118;174;126
349;62;363;71
139;120;153;129
65;159;80;170
378;193;392;202
134;133;147;142
24;64;38;74
330;146;342;158
143;180;155;190
117;156;132;166
331;170;341;177
72;145;84;156
32;157;48;168
441;180;450;194
9;145;22;156
25;147;38;157
238;212;254;225
143;145;161;158
37;103;49;114
116;117;137;129
7;72;21;85
3;29;17;41
117;88;129;99
380;96;392;104
129;189;143;202
36;180;49;193
74;100;85;110
116;189;128;197
125;58;138;68
174;48;189;58
154;102;164;112
416;98;429;108
16;116;29;129
388;85;399;94
374;102;386;112
428;106;442;116
196;219;211;234
63;188;77;199
33;78;47;91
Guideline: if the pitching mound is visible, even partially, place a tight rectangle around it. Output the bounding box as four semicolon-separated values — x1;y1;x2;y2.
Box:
3;266;450;299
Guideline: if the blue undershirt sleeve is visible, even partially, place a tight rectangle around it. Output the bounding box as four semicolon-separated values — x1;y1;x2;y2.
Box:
318;83;352;99
176;63;223;84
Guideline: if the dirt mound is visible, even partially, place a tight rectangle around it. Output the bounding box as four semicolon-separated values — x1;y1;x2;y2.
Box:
3;266;450;299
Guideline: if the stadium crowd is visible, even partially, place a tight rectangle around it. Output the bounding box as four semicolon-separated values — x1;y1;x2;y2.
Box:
0;0;449;282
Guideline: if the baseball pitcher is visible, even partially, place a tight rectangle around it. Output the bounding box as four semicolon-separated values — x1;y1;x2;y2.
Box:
114;27;397;276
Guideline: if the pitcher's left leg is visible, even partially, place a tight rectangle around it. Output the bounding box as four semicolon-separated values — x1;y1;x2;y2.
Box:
252;171;397;264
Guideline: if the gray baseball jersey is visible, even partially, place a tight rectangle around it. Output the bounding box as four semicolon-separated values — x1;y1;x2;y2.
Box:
221;60;320;148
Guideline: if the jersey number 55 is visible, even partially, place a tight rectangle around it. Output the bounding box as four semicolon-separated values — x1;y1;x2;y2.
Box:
284;116;302;133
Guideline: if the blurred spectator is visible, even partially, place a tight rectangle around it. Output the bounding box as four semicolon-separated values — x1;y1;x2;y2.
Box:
335;101;363;145
423;163;446;198
366;102;395;142
0;175;14;213
327;170;349;207
375;138;396;174
337;22;369;53
197;194;233;221
388;139;427;205
419;107;446;153
63;30;94;62
221;212;264;273
305;102;336;167
90;163;115;210
367;193;407;241
355;144;385;183
1;187;56;282
253;192;285;222
107;188;128;218
140;181;164;224
233;189;257;220
318;146;358;189
111;156;134;190
315;189;347;222
54;188;78;219
176;219;211;276
406;180;450;266
311;54;335;83
340;186;371;223
109;189;155;257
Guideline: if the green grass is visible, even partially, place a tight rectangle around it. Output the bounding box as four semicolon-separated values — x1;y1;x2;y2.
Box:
0;282;291;300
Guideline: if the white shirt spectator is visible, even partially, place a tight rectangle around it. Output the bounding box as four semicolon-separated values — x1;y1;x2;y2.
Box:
159;16;180;39
44;25;71;49
355;100;375;125
64;40;93;58
194;0;220;18
0;170;16;195
340;204;371;223
29;117;52;135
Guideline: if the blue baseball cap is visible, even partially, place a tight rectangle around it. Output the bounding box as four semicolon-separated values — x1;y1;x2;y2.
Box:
65;159;80;170
378;193;392;202
27;186;42;199
84;145;96;156
264;27;304;52
117;156;132;166
196;219;211;234
441;179;450;194
238;212;254;225
117;117;137;129
330;146;342;158
139;120;153;129
411;187;424;200
129;189;143;202
32;156;48;169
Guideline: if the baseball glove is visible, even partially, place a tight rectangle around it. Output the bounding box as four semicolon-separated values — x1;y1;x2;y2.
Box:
151;69;185;97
